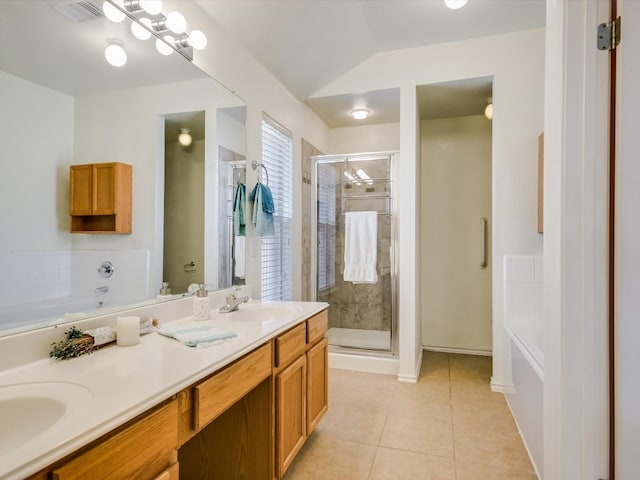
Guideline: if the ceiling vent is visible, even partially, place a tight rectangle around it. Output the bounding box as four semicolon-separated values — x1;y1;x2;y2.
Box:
51;0;104;23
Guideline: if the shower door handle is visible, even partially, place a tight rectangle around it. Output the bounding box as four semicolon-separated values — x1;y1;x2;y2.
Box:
480;217;488;269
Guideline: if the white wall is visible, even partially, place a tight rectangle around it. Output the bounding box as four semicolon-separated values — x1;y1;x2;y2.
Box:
420;115;492;352
0;72;74;252
328;122;400;153
312;28;545;382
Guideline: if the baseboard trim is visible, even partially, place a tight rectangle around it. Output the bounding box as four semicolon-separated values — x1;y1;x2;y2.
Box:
328;351;399;376
397;348;423;383
490;377;516;394
423;345;493;357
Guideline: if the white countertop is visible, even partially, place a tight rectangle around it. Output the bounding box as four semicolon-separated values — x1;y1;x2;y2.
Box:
0;300;328;480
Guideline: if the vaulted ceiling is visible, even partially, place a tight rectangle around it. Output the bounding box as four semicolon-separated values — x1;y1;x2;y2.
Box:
195;0;546;101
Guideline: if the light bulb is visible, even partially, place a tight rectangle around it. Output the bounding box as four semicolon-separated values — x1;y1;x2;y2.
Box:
178;128;192;147
165;11;187;34
139;0;163;15
444;0;468;9
131;18;152;40
105;44;127;67
351;108;370;120
188;30;207;50
484;103;493;120
155;36;174;55
103;0;125;22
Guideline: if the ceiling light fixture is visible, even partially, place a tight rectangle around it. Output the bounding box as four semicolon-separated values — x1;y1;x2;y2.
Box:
178;128;193;147
351;108;370;120
444;0;469;10
484;97;493;120
104;39;127;67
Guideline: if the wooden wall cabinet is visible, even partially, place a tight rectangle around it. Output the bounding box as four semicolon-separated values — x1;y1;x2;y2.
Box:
70;162;132;234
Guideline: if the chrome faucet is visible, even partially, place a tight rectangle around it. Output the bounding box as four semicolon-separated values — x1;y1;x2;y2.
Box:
218;287;249;313
95;285;109;293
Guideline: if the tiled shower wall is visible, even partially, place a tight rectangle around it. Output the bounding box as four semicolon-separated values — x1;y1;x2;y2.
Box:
0;250;149;306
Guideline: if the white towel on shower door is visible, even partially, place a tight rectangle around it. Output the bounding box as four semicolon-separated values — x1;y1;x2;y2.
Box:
343;211;378;284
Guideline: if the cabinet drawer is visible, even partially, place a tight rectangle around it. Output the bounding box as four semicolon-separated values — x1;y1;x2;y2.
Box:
275;323;307;369
52;400;178;480
306;310;328;345
194;343;272;431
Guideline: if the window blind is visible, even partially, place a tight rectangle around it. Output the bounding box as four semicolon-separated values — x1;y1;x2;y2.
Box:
261;116;292;301
317;163;336;291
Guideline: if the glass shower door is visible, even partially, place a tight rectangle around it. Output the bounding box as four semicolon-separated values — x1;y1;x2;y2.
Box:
313;153;396;354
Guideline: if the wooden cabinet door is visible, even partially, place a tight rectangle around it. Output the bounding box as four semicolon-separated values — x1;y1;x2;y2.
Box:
307;337;328;435
276;354;306;479
92;163;117;214
69;164;93;215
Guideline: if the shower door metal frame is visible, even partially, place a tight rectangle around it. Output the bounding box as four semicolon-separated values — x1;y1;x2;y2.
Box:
310;151;399;356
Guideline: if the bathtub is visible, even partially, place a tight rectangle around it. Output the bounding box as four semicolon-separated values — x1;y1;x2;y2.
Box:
0;296;144;336
505;322;543;478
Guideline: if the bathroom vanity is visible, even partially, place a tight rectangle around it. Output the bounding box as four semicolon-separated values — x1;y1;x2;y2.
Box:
0;297;328;480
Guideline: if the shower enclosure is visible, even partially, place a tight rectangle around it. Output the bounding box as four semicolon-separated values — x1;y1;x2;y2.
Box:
311;152;398;354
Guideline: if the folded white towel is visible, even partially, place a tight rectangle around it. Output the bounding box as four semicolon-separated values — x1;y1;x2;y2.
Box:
343;211;378;284
158;323;237;348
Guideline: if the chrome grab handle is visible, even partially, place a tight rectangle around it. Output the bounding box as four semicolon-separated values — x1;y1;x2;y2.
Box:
480;217;488;269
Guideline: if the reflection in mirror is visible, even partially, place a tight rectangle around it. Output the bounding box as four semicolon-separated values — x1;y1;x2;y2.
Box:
163;111;206;294
0;1;246;336
217;107;248;289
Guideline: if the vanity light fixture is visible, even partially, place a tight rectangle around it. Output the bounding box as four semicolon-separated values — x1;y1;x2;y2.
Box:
484;97;493;120
103;0;125;22
102;0;207;60
104;39;127;67
355;168;374;186
444;0;469;10
343;171;362;185
178;128;193;147
131;17;153;40
155;36;175;55
351;108;370;120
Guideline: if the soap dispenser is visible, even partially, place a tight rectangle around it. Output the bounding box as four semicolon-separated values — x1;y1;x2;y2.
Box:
193;284;211;321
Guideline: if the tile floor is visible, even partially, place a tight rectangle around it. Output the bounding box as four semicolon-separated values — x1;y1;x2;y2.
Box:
283;351;537;480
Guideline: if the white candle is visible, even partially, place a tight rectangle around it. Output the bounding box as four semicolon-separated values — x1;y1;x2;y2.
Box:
116;316;140;346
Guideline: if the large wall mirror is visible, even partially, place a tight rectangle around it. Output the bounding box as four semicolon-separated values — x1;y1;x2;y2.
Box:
0;1;247;337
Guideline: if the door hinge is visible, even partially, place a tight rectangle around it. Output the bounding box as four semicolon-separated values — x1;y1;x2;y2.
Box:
598;16;621;51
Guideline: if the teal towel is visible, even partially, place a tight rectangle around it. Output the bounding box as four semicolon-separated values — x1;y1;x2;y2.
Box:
249;183;275;237
233;183;246;236
158;323;237;347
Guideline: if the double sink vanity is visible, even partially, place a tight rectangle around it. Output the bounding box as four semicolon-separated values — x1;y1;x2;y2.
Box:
0;291;329;480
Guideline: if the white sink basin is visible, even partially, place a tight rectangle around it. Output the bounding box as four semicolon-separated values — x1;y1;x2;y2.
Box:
0;382;92;453
227;303;303;322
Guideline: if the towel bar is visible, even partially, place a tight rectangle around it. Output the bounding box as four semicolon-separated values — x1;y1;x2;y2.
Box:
251;160;269;185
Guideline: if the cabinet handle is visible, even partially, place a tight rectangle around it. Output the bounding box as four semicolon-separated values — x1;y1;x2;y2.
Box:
480;217;488;269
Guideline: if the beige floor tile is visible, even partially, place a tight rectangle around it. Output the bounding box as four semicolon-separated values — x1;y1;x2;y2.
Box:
368;447;456;480
453;428;534;472
283;356;535;480
282;431;377;480
316;403;388;445
380;404;454;458
456;460;538;479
